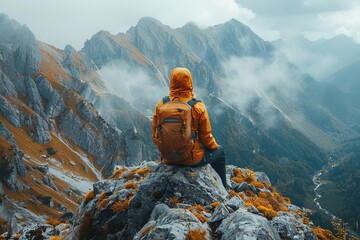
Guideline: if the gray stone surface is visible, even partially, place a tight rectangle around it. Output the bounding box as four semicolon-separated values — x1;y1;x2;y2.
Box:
217;209;281;240
134;204;211;240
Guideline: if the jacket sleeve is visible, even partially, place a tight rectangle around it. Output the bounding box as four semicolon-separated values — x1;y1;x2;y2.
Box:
152;104;159;141
152;100;162;141
197;103;219;150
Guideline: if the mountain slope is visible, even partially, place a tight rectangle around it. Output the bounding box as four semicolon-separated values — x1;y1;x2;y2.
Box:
325;60;360;107
0;14;151;229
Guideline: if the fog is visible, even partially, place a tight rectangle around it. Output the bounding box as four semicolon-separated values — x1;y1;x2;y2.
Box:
219;54;302;127
97;61;168;115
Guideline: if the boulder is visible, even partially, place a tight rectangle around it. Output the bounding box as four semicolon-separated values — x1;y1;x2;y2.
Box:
217;209;281;240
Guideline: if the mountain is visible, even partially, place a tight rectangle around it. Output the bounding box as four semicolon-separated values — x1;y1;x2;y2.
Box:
1;13;360;235
0;13;151;229
273;35;360;80
325;60;360;107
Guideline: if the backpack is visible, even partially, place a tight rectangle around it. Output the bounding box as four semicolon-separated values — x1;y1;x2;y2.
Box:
154;96;201;163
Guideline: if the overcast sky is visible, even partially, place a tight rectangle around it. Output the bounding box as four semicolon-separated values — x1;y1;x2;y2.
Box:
1;0;360;50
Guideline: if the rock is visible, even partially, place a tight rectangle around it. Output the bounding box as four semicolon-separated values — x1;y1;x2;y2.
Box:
37;164;49;174
69;160;76;166
43;175;58;191
35;75;66;118
18;223;55;240
224;195;245;211
134;204;211;239
83;166;88;173
217;209;281;240
255;172;271;185
0;181;4;195
209;203;231;223
25;166;35;172
25;76;44;115
128;164;228;236
61;212;75;223
58;204;67;212
0;96;20;128
271;212;317;240
0;121;16;145
0;74;17;97
14;151;26;177
233;181;257;193
38;196;54;208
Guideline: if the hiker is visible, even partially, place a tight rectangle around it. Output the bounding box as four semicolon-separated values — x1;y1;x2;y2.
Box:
152;67;227;188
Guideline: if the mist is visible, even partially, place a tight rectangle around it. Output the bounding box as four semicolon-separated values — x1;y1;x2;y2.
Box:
97;61;168;116
275;42;338;80
219;54;302;127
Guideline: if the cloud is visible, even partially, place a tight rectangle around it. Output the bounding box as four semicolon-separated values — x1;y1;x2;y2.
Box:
220;54;301;126
0;0;255;50
238;0;359;42
275;43;338;80
319;5;360;43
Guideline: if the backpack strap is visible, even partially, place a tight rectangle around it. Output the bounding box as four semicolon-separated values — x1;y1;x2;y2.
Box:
162;96;170;104
187;98;202;108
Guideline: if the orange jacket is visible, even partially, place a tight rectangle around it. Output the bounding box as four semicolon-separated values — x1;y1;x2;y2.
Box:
152;67;218;165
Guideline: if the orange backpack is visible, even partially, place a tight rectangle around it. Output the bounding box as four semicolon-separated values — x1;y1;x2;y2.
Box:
154;96;201;163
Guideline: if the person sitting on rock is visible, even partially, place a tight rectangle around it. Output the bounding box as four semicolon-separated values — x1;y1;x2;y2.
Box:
152;67;227;188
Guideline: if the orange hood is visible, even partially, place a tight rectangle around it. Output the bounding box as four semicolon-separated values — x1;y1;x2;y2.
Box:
169;68;194;98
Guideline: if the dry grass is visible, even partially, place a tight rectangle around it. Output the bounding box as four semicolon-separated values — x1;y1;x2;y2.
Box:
48;237;64;240
110;199;130;213
98;192;108;201
84;190;95;202
136;168;151;176
185;229;207;240
123;168;139;180
192;212;207;223
46;218;64;227
187;205;208;213
124;181;137;189
112;167;128;179
312;227;335;240
139;225;153;238
96;199;109;209
210;202;221;208
170;197;180;205
256;206;278;220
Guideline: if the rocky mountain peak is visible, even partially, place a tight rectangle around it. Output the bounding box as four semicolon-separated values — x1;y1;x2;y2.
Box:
0;13;37;49
7;162;331;239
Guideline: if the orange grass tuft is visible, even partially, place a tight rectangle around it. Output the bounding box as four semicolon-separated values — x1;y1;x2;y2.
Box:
185;229;207;240
312;227;335;240
187;205;208;213
124;181;137;189
210;202;221;208
256;206;278;220
136;168;151;176
170;197;180;205
139;225;153;238
46;218;64;227
84;190;95;202
192;212;208;223
110;199;130;213
98;192;108;201
96;199;109;209
123;168;138;180
112;167;128;178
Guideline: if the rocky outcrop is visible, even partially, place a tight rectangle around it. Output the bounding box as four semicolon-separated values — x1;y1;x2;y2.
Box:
0;96;21;128
65;163;319;240
0;121;16;145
